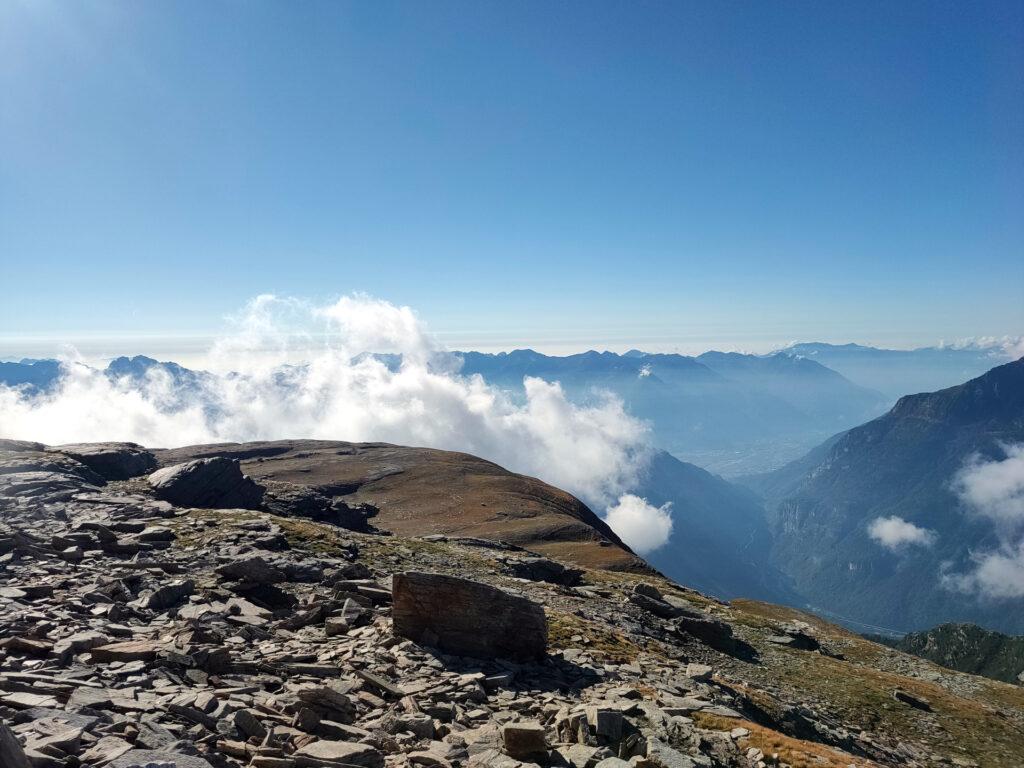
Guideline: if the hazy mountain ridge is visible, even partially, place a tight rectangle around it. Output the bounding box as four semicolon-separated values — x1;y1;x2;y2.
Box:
783;341;1014;400
0;358;63;395
758;357;1024;634
458;348;888;475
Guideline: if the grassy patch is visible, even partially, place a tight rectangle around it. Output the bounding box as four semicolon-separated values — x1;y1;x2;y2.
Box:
546;609;646;664
738;643;1023;766
693;713;879;768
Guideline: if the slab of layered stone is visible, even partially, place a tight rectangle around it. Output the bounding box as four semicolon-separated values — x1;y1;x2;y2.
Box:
500;722;548;758
293;740;384;768
108;749;214;768
51;443;157;480
89;639;164;663
392;572;547;661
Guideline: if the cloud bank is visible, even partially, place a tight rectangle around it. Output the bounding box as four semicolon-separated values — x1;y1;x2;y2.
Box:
0;295;655;529
946;444;1024;598
603;494;674;554
867;516;936;551
940;335;1024;359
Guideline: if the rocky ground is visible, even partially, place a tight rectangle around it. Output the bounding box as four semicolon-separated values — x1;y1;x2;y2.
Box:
1;441;1022;768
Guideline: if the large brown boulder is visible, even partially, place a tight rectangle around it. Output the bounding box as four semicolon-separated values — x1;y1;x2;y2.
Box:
392;571;547;661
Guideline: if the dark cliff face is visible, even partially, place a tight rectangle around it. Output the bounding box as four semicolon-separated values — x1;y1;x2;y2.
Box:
759;358;1024;634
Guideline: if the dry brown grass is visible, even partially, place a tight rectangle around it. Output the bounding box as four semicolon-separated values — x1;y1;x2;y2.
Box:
722;600;1024;767
694;712;878;768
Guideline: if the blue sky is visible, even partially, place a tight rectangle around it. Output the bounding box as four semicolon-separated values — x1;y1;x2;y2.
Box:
2;1;1022;358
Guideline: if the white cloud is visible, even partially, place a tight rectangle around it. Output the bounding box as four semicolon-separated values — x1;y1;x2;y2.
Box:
867;515;936;551
939;335;1024;359
944;543;1024;600
1004;337;1024;360
0;294;652;513
953;445;1024;532
603;494;673;554
944;444;1024;599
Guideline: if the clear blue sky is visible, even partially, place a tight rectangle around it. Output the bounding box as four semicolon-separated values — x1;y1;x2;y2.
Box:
2;1;1022;357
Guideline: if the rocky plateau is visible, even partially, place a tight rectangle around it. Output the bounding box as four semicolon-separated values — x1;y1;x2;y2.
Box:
0;439;1021;768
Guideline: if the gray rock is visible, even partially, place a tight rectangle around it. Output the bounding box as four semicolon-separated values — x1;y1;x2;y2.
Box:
0;722;31;768
505;556;583;586
644;739;696;768
148;458;264;509
142;579;195;610
80;736;134;765
673;613;734;652
627;591;681;619
0;439;46;452
108;750;214;768
392;571;547;661
293;741;384;768
684;664;713;682
585;705;623;742
51;442;157;480
216;556;285;584
90;639;163;663
633;583;664;600
893;688;932;711
53;630;109;663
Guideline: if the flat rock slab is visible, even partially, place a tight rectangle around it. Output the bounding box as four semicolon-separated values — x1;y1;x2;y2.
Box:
294;740;384;768
90;639;164;663
392;571;547;661
109;749;214;768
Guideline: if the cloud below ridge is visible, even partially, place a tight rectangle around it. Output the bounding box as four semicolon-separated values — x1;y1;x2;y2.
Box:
603;494;674;554
867;515;936;551
945;444;1024;599
0;295;657;529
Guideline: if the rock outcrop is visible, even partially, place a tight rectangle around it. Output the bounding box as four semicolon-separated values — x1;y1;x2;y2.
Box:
148;457;264;509
50;442;157;480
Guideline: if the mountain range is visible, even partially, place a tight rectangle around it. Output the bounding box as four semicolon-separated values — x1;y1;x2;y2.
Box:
4;343;1016;477
749;357;1024;634
3;347;1024;636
